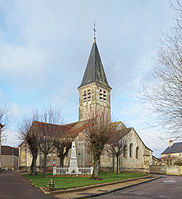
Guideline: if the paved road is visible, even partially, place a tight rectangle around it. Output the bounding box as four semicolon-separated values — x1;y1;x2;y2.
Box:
94;175;182;199
0;171;55;199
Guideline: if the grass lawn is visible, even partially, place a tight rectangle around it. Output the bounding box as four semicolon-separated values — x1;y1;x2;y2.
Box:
24;172;148;189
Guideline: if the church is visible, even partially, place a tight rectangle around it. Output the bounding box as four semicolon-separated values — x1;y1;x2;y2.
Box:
19;38;153;173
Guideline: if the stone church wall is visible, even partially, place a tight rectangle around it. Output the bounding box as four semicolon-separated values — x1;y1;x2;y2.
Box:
119;129;152;172
19;127;152;173
78;82;111;122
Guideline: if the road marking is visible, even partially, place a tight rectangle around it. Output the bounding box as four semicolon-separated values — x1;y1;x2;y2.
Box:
163;180;176;183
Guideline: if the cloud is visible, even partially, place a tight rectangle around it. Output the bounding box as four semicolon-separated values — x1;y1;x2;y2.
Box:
2;128;20;147
0;0;176;157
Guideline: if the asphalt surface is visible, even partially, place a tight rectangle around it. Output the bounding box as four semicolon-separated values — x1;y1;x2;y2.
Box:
0;171;55;199
1;171;182;199
93;175;182;199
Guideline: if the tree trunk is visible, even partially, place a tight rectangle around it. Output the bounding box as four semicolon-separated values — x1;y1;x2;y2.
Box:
30;155;37;176
116;156;119;176
33;156;37;175
30;159;34;175
112;156;115;173
91;159;99;179
43;155;47;177
60;157;64;168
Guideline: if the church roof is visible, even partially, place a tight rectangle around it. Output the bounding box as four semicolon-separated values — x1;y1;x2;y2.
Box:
28;120;89;139
78;41;111;89
107;127;132;143
161;142;182;154
20;120;152;152
28;120;127;140
1;146;19;156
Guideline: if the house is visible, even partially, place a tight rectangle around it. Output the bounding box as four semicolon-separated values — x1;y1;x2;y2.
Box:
19;38;153;173
152;155;161;165
1;146;19;170
161;140;182;165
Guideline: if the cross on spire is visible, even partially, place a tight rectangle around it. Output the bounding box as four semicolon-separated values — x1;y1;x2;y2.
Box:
93;21;96;41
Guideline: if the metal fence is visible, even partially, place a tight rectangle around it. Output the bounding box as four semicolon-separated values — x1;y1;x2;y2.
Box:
53;166;93;175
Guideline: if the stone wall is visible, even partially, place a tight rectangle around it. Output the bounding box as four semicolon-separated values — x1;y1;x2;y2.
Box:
78;82;111;121
119;128;152;171
1;155;19;170
150;165;182;175
19;143;61;170
19;127;153;173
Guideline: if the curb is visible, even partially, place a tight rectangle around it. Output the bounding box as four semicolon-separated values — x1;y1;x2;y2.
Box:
43;175;152;195
72;176;162;199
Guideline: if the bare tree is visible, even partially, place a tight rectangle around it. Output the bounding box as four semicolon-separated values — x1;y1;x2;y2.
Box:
85;112;115;179
0;106;8;169
0;106;8;139
53;138;72;167
107;130;127;175
38;106;63;177
18;111;40;175
142;0;182;138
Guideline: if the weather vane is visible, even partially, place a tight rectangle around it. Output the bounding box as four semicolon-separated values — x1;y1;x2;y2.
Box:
93;21;96;41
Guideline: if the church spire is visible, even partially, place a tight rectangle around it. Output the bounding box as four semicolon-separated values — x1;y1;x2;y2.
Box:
78;41;111;89
78;36;111;121
93;21;96;42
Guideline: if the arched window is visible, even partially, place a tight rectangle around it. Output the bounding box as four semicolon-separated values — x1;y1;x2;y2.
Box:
129;143;133;157
136;147;139;159
123;145;127;158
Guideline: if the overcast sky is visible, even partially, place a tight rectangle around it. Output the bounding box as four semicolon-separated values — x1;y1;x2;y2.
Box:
0;0;176;157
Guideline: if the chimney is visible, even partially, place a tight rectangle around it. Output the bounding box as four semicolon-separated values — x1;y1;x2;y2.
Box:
169;140;173;147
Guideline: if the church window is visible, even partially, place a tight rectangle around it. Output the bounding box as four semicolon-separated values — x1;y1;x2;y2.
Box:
123;145;127;158
136;147;139;159
129;143;133;157
99;89;107;102
83;90;87;103
88;89;91;101
83;90;91;103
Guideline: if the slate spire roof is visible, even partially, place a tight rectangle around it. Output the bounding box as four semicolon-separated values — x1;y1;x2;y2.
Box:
78;40;111;89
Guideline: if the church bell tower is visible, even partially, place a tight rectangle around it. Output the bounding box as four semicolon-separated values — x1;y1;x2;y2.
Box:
78;38;111;121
